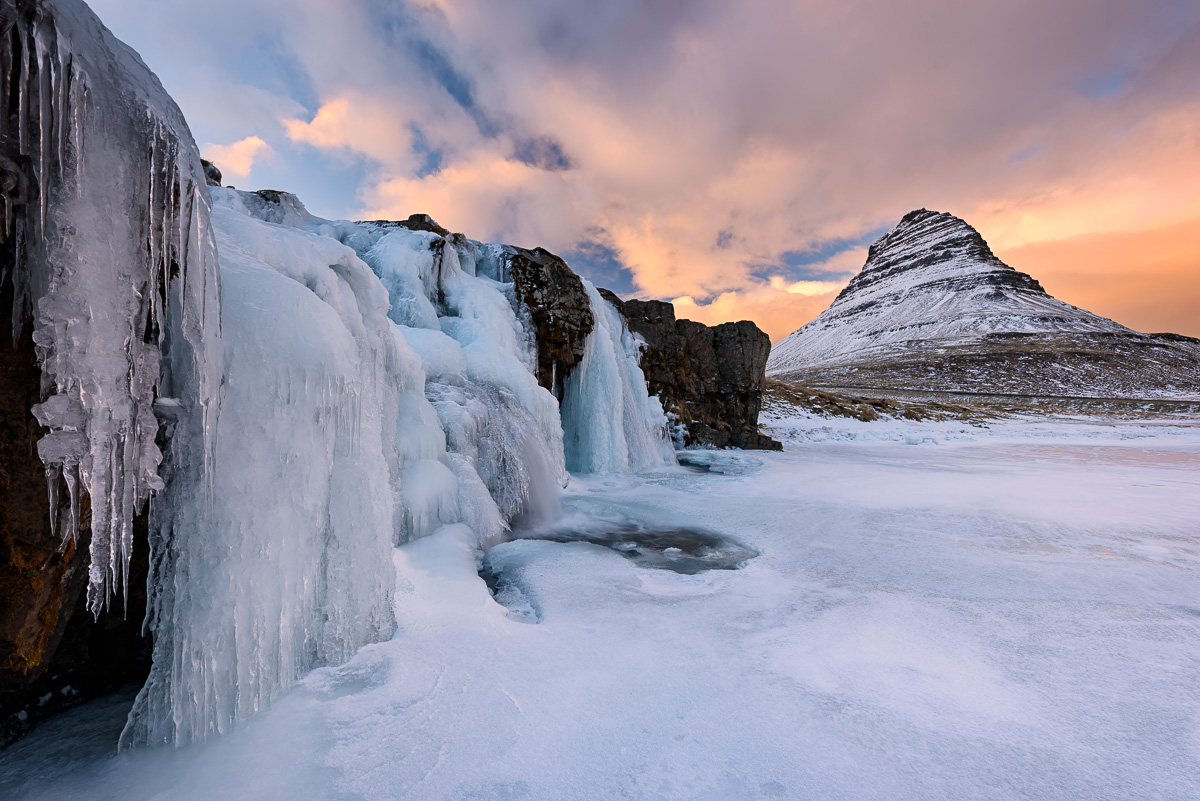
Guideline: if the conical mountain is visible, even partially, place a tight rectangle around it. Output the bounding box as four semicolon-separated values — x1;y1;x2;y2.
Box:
767;209;1200;399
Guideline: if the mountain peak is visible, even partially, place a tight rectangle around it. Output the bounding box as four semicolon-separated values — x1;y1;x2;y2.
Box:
850;208;1033;296
766;210;1200;399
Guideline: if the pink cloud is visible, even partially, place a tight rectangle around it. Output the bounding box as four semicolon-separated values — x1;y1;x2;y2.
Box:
92;0;1200;336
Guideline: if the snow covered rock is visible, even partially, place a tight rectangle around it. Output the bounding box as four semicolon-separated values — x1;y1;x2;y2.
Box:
768;209;1200;399
502;245;595;399
200;159;222;186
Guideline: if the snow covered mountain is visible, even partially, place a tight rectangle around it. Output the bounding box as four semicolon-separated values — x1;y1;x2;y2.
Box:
767;209;1200;399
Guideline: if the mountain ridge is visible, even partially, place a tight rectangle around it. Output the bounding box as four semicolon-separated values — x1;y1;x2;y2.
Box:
767;210;1200;400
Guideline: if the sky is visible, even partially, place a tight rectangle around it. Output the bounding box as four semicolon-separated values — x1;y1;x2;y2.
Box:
91;0;1200;341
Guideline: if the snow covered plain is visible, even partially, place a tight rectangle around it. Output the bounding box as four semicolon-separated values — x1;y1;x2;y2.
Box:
4;413;1199;800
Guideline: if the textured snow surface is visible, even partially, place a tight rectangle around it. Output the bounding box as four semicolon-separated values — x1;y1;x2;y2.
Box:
5;415;1199;800
767;210;1131;373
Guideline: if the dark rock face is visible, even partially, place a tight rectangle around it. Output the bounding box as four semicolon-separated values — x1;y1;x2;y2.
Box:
361;213;451;238
608;297;780;450
502;246;594;398
200;159;222;187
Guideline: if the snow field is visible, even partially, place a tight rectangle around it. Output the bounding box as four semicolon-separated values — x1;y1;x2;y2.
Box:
5;416;1198;800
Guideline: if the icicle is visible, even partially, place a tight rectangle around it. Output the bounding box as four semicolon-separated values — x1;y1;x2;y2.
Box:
45;463;60;538
1;2;222;618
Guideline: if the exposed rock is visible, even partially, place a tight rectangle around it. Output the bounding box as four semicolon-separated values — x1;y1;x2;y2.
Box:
761;380;982;423
607;296;780;450
360;213;451;238
768;209;1200;399
502;246;594;398
200;158;222;187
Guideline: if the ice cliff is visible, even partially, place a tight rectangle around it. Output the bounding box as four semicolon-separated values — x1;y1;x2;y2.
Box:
1;0;221;741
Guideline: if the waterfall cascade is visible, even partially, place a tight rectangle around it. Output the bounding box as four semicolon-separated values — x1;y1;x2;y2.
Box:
561;282;676;474
119;187;674;744
3;0;679;750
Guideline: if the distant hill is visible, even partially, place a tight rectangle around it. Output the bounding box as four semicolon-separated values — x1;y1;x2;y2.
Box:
767;209;1200;400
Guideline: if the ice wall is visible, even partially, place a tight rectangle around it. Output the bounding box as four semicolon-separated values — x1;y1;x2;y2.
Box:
361;224;566;531
0;0;221;615
561;282;675;474
123;183;673;744
120;192;404;746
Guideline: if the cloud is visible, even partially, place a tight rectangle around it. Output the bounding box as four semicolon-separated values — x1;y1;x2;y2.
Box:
996;218;1200;338
91;0;1200;336
201;136;274;184
673;285;844;344
769;277;847;297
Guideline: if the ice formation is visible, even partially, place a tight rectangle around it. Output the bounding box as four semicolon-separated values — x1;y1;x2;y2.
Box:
120;192;404;746
116;184;676;744
4;0;678;749
1;0;222;616
561;281;675;474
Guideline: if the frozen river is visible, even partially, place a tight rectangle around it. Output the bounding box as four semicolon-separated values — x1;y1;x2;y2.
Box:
4;415;1199;800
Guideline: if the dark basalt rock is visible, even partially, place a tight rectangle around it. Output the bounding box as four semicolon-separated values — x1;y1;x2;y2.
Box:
200;159;222;187
399;213;451;237
608;297;781;450
252;188;286;204
368;213;454;237
502;246;594;399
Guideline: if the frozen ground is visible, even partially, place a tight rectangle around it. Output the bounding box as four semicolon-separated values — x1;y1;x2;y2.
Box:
3;414;1199;800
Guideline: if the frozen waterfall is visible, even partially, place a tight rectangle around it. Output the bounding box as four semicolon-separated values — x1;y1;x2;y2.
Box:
561;282;676;474
5;0;679;746
116;183;678;745
120;192;405;746
1;0;222;616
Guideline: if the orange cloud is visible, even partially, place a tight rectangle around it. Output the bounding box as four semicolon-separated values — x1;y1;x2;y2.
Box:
134;0;1200;342
201;136;273;184
672;287;843;344
282;95;427;172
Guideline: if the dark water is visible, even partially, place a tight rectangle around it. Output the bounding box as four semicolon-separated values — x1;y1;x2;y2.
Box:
674;450;764;475
487;518;758;577
520;521;758;574
479;518;758;622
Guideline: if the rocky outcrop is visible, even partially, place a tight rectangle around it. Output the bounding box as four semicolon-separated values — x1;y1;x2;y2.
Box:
502;246;594;398
604;296;781;450
201;158;222;187
768;209;1200;399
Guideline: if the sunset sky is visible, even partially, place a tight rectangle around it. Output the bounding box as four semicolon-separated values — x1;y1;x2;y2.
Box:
92;0;1200;340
